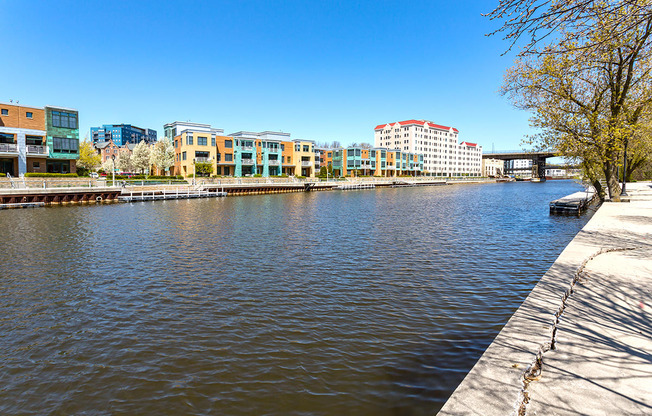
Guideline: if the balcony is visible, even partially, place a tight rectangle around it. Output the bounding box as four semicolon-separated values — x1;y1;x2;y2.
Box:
268;160;280;166
194;157;212;163
0;143;18;154
27;145;47;155
241;146;254;151
301;161;312;167
241;158;255;165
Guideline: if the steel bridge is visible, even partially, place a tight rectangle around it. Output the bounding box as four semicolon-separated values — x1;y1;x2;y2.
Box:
482;150;558;179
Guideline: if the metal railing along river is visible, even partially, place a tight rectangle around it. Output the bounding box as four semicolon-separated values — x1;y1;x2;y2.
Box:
0;175;491;190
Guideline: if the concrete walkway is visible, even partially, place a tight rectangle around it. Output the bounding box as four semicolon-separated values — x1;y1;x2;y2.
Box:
438;182;652;415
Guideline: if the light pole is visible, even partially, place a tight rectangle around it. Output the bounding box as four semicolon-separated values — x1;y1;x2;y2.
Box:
111;154;115;187
621;140;628;196
192;158;196;186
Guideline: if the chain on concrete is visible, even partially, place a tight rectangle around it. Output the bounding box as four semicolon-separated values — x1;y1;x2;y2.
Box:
512;246;637;416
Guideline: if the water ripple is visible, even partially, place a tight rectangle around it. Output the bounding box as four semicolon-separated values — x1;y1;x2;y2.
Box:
0;181;592;415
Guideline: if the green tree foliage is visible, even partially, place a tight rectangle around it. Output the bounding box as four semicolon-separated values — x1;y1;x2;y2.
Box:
195;162;213;176
77;140;101;173
498;1;652;200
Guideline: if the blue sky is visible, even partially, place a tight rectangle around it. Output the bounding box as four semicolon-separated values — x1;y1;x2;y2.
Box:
1;0;531;150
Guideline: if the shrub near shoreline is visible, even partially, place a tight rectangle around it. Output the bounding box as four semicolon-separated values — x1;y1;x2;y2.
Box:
24;173;79;178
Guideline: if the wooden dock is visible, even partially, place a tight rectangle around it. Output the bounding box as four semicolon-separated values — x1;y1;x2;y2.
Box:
550;189;596;215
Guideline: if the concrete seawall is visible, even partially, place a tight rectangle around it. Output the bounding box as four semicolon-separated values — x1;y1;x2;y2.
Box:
438;182;652;415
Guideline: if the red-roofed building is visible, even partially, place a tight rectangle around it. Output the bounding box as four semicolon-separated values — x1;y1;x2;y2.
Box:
374;119;481;177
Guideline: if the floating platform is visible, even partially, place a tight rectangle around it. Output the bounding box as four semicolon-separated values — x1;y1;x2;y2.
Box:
550;189;596;215
336;183;376;191
118;189;227;202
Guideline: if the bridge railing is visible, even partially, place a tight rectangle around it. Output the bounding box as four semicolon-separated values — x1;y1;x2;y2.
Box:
483;149;556;155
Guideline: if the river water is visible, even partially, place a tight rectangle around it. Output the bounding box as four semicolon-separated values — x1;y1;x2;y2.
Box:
0;180;593;415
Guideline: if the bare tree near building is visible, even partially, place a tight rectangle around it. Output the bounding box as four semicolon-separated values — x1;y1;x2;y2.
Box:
487;0;652;55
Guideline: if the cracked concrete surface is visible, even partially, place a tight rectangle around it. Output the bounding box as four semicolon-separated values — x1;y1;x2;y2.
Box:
438;183;652;416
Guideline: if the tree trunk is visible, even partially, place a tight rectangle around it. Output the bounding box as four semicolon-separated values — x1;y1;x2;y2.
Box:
581;159;605;201
604;161;622;201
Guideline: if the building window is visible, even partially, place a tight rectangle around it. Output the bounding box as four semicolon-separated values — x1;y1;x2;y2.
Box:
52;137;79;154
225;153;233;162
1;109;7;116
225;140;232;148
26;112;33;119
26;135;42;145
46;160;70;174
186;136;193;145
51;111;78;129
33;162;40;169
197;136;207;146
0;133;15;143
303;145;309;152
211;137;216;147
182;151;187;161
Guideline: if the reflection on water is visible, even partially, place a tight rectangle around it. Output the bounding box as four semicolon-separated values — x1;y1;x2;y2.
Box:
0;181;592;415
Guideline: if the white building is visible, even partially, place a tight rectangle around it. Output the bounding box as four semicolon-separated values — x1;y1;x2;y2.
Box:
483;158;505;177
505;159;533;178
374;119;482;176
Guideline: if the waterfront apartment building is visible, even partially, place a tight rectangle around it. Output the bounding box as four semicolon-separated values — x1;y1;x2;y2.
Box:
0;102;79;175
325;146;423;177
165;121;317;178
229;131;289;177
374;119;482;176
91;124;157;146
165;121;230;178
291;140;316;177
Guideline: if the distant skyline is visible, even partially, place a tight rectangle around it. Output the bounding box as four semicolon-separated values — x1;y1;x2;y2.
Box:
1;0;531;150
